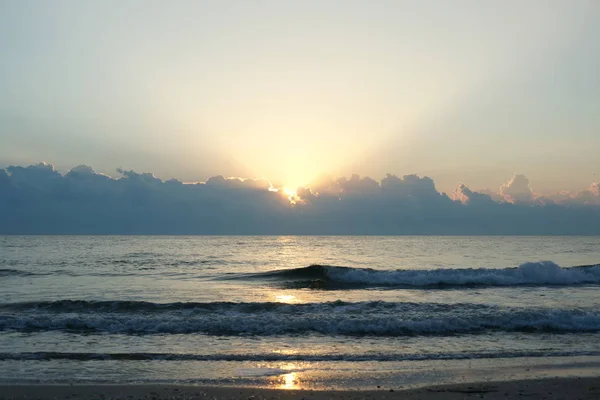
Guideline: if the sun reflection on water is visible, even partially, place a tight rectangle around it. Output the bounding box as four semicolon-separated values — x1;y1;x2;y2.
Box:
274;294;298;303
282;371;298;389
269;364;301;390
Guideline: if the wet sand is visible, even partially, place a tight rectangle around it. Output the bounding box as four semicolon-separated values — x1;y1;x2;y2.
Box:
2;377;600;400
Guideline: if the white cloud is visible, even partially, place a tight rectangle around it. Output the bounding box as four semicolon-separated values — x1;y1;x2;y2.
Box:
500;174;534;203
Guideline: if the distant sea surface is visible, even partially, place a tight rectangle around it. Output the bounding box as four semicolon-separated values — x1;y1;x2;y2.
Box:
1;236;600;389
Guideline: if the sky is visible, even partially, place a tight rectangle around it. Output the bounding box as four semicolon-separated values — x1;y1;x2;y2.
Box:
1;0;599;195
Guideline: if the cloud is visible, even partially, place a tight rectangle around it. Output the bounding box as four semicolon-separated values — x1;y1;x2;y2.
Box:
0;163;599;234
561;182;600;205
500;174;534;203
340;174;379;196
204;175;272;191
467;174;600;206
576;182;600;205
452;184;495;206
67;164;98;178
525;182;600;206
5;162;62;191
0;168;10;185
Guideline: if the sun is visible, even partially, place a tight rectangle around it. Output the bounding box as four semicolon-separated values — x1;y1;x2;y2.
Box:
278;186;300;204
283;187;297;198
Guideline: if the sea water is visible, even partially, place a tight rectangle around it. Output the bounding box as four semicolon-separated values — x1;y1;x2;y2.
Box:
1;236;599;389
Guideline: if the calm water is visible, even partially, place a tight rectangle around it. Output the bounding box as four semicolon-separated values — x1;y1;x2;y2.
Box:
1;236;600;388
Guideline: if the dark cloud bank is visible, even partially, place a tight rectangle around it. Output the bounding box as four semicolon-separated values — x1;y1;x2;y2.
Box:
1;163;599;235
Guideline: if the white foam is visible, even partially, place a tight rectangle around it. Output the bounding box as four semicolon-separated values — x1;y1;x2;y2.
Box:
324;261;600;286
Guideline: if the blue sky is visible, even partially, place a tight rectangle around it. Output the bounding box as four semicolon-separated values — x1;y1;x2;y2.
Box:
1;0;599;194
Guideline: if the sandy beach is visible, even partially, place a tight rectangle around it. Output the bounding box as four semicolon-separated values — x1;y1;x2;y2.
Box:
2;377;600;400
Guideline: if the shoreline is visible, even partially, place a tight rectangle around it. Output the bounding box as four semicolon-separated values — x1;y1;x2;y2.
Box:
2;377;600;400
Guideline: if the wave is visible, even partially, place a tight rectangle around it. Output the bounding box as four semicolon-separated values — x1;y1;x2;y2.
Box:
7;260;598;286
0;299;304;313
106;258;226;267
1;300;599;335
0;268;141;278
234;261;600;288
0;269;215;279
0;268;38;277
2;350;600;362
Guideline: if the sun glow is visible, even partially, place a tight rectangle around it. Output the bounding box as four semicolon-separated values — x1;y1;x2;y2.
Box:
283;187;297;198
280;187;299;204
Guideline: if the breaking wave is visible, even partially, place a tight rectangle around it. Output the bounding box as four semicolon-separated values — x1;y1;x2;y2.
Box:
234;261;600;288
1;300;599;336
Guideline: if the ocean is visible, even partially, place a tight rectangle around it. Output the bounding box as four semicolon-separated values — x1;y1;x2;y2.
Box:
1;236;600;389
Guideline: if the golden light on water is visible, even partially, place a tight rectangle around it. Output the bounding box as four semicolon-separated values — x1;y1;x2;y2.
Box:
282;371;298;390
274;294;298;303
268;364;301;390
